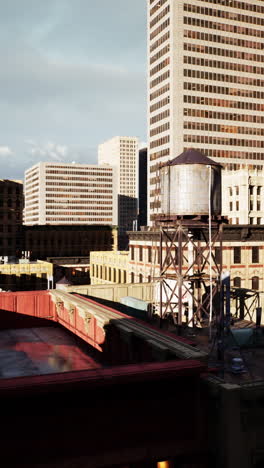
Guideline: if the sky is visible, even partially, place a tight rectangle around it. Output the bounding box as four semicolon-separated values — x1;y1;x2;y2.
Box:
0;0;147;179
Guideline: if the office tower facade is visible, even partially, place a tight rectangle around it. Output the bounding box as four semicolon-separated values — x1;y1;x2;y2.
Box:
0;180;23;258
98;136;139;234
148;0;264;222
24;162;117;226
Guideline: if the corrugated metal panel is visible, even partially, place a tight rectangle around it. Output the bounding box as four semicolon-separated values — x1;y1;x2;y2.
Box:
161;164;222;216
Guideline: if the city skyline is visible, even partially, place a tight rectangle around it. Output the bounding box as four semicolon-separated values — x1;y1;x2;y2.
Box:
0;0;147;179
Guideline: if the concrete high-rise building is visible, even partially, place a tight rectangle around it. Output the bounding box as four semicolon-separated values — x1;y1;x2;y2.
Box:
98;136;139;236
24;162;117;226
148;0;264;222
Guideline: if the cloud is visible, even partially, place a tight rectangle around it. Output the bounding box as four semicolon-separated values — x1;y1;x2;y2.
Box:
29;142;69;162
0;146;13;157
139;141;147;150
0;0;147;179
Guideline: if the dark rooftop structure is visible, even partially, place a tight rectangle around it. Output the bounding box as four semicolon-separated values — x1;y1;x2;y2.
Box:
164;149;222;167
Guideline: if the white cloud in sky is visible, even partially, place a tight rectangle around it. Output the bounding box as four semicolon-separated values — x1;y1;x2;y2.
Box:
29;141;69;161
0;0;147;179
0;146;13;157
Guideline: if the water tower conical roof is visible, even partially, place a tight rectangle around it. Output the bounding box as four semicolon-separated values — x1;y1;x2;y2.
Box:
165;149;222;167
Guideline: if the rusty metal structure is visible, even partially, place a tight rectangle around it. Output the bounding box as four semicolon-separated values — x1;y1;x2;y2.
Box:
154;150;226;330
157;216;225;328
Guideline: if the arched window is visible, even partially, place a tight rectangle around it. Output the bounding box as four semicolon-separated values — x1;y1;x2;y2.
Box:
252;276;259;290
139;274;143;283
233;277;241;288
131;272;134;284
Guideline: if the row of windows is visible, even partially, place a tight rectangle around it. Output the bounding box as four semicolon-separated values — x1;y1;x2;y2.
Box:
92;264;126;283
184;29;264;52
46;176;112;182
184;134;264;148
249;200;262;211
183;95;264;111
234;276;260;290
150;18;169;41
150;5;169;29
198;0;264;14
131;245;262;266
149;163;159;174
184;82;264;99
46;217;112;222
46;182;113;188
183;147;264;162
150;96;169;113
150;70;169;89
46;170;112;176
249;186;262;196
150;44;169;65
150;83;170;101
150;0;168;16
46;188;112;193
184;42;264;64
183;16;264;38
25;169;39;179
183;108;264;124
25;195;38;202
149;148;170;162
150;135;170;149
249;217;262;225
26;182;39;191
183;68;264;88
184;121;264;136
25;175;39;184
46;194;112;199
229;200;261;211
150;31;170;53
130;273;152;284
150;57;170;77
25;188;39;196
150;122;170;137
46;210;112;216
184;55;264;75
150;109;170;125
184;4;264;26
46;201;113;208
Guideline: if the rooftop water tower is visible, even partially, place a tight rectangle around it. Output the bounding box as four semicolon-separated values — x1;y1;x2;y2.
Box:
160;149;222;218
154;149;227;331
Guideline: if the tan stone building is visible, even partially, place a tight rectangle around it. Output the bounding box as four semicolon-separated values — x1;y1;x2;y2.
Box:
222;168;264;225
90;251;128;285
128;226;264;319
0;260;53;291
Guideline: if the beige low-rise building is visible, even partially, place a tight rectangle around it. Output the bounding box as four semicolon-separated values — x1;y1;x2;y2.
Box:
90;251;129;285
222;168;264;225
128;226;264;321
0;260;53;291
